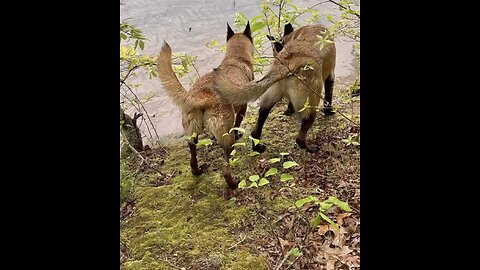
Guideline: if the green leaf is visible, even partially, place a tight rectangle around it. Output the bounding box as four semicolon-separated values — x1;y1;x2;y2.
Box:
249;175;260;182
294;196;318;208
250;21;266;33
269;158;281;164
238;180;247;189
319;201;334;212
247;151;260;157
229;127;245;134
229;157;239;166
250;14;264;23
207;39;218;48
352;141;360;146
120;33;127;40
280;173;294;182
232;142;246;147
327;197;352;212
249;136;260;146
320;212;339;231
196;139;212;147
283;161;299;169
234;12;248;26
310;214;322;228
279;152;289;157
264;168;277;177
120;45;128;59
139;40;145;50
258;178;270;186
191;132;198;138
287;247;303;258
230;149;237;156
249;182;258;188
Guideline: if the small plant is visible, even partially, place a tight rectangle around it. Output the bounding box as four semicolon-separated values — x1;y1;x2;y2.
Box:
342;134;360;146
238;151;298;189
294;196;351;230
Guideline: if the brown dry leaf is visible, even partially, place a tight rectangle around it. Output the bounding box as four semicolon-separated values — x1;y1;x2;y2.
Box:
278;237;292;251
331;227;345;247
336;212;351;227
325;254;336;270
318;224;330;236
345;255;360;268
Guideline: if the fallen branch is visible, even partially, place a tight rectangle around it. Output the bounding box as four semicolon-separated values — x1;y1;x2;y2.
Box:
227;234;247;250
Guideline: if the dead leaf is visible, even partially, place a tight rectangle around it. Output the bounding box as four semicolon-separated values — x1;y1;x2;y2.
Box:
278;237;293;251
325;254;336;270
318;224;330;236
336;212;351;226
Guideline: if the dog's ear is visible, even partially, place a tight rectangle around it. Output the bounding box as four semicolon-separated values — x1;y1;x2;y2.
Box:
273;42;284;53
243;21;252;40
284;23;294;36
227;23;235;41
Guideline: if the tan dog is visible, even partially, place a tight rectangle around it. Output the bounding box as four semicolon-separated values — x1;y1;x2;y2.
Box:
214;24;336;153
156;23;254;189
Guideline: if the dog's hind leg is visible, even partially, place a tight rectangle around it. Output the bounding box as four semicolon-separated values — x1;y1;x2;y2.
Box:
205;107;239;189
291;81;322;153
251;85;284;153
184;113;204;175
220;132;238;189
295;111;317;153
188;138;203;175
323;72;335;116
233;104;247;140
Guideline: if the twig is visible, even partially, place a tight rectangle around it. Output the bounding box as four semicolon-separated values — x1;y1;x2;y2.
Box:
227;234;247;250
191;62;201;78
278;0;283;33
284;255;301;270
120;130;162;176
275;252;291;270
328;0;360;19
121;81;161;141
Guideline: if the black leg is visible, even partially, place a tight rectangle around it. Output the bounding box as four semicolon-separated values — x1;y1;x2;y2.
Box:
283;101;295;116
251;104;275;153
234;104;247;140
188;137;203;175
295;113;316;153
323;75;335;116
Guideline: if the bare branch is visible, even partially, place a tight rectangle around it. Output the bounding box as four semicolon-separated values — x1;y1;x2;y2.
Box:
328;0;360;19
120;81;160;141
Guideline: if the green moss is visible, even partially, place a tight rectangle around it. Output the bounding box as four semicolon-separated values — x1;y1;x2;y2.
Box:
120;160;134;204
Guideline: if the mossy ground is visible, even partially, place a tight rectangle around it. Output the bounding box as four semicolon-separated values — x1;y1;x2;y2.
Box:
120;76;360;269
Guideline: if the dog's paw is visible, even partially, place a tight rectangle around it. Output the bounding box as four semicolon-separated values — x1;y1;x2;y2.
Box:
253;143;267;153
323;107;335;116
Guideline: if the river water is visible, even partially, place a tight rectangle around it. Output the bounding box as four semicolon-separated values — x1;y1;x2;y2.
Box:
120;0;359;143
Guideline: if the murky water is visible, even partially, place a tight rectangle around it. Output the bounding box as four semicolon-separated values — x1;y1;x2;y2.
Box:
120;0;358;143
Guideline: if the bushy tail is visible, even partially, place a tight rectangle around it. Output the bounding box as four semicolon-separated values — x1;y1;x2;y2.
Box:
156;42;187;108
214;60;291;106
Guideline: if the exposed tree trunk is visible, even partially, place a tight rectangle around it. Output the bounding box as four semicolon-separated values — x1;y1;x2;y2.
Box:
120;107;144;158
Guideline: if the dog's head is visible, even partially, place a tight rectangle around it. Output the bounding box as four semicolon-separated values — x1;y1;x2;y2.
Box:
266;23;294;56
227;21;252;43
225;22;254;57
